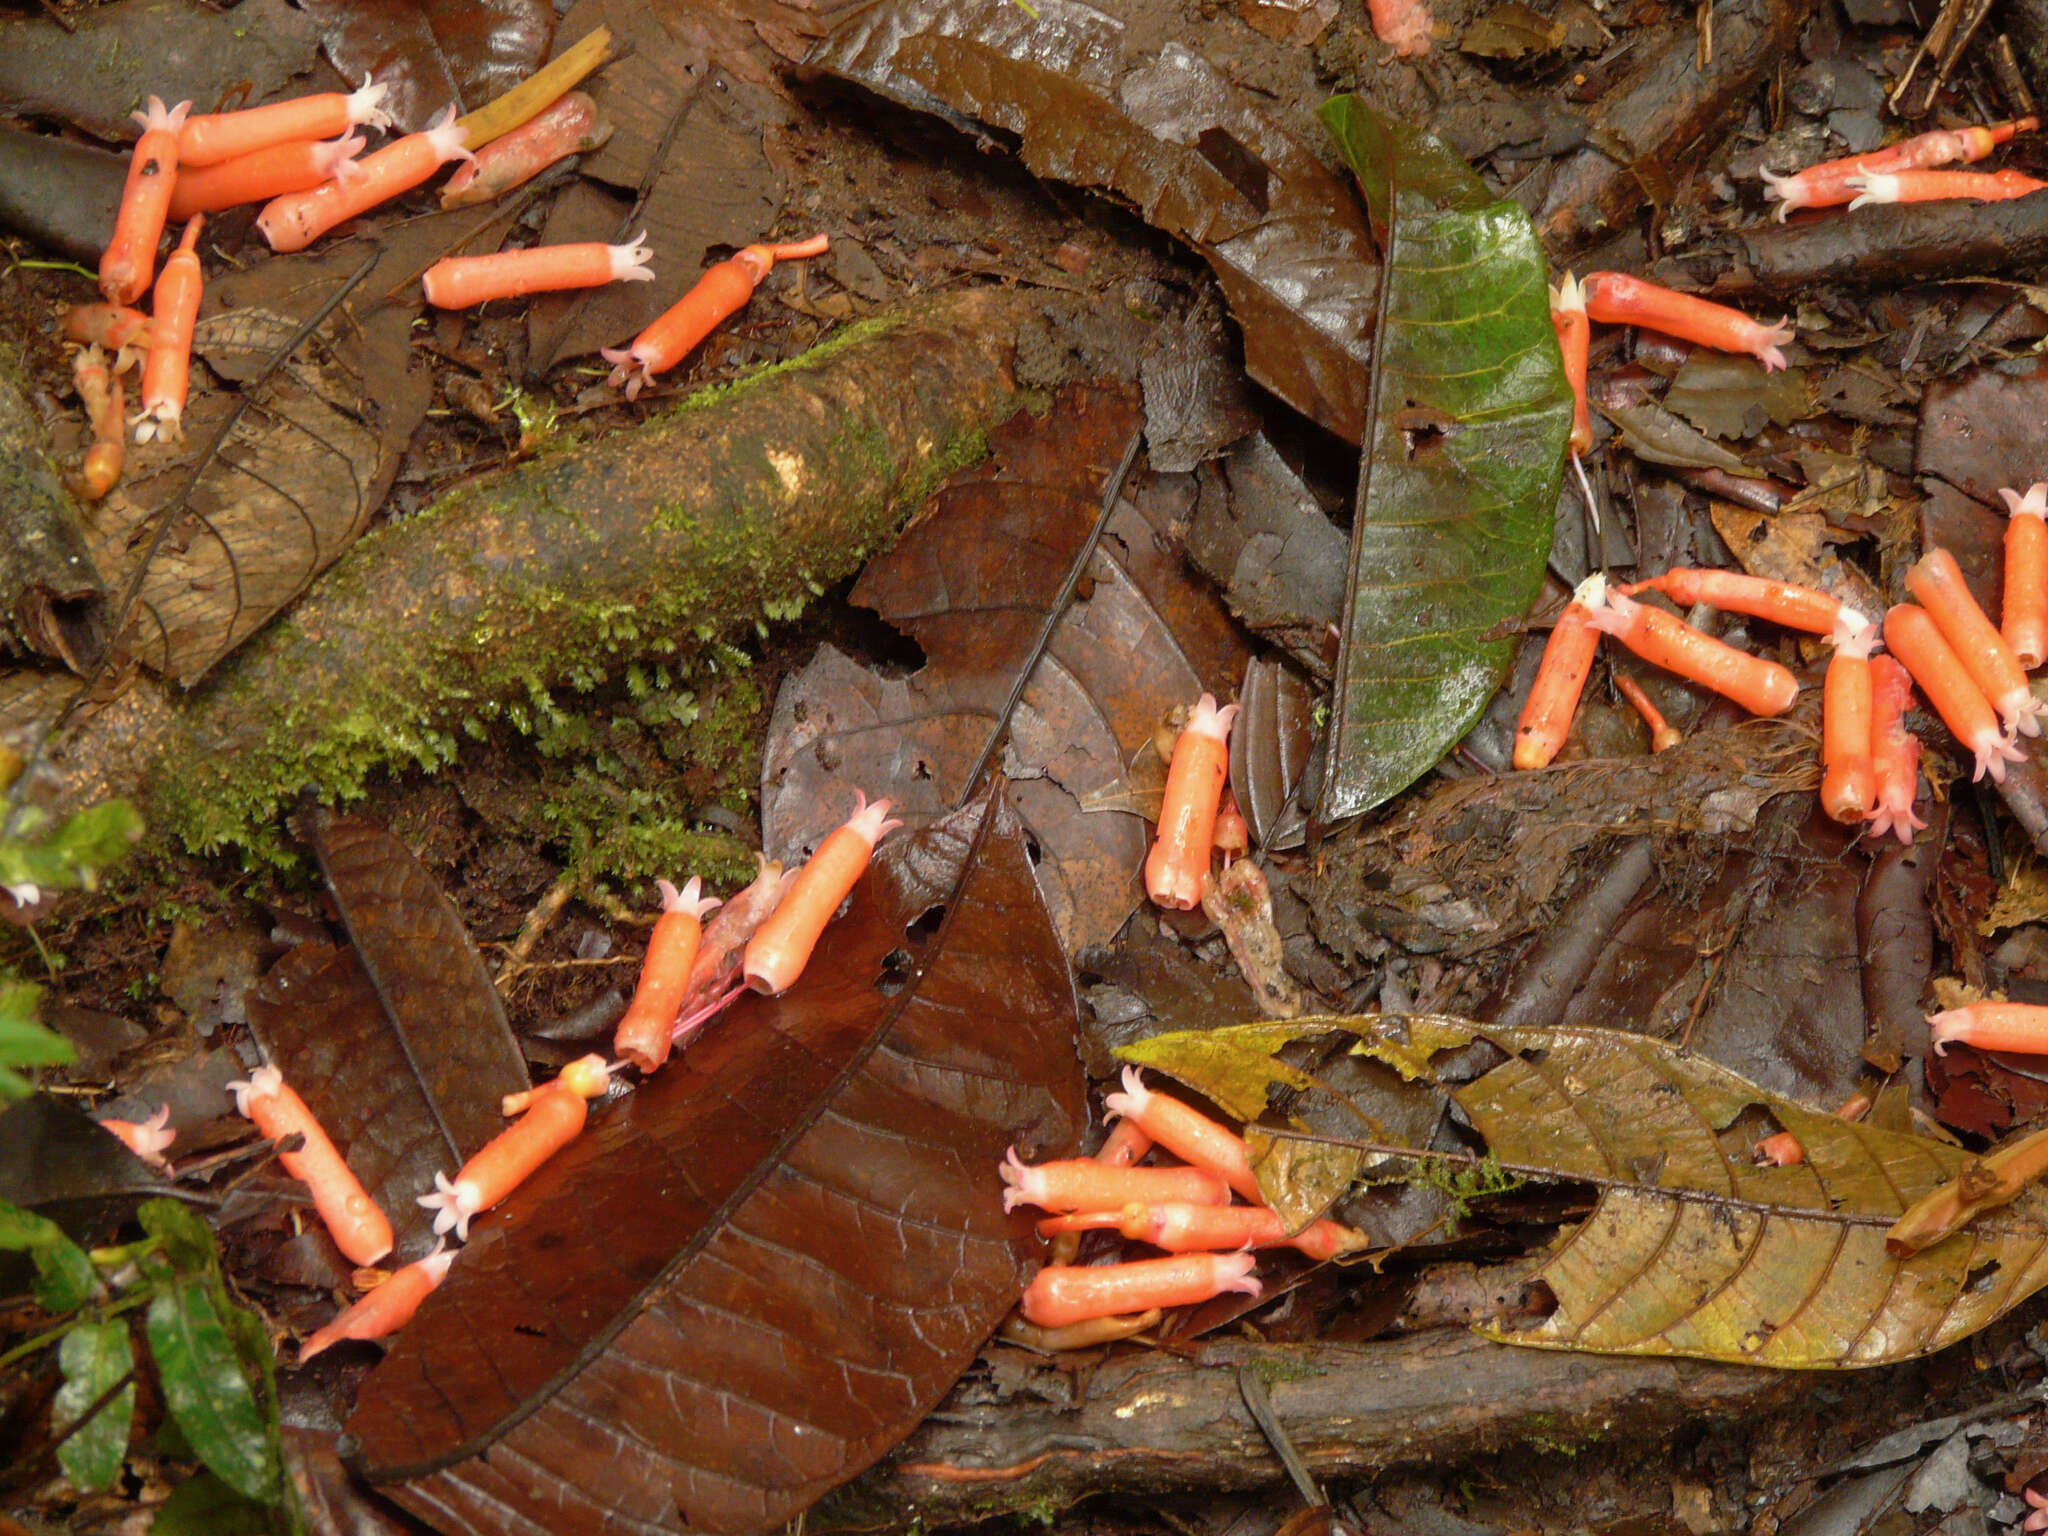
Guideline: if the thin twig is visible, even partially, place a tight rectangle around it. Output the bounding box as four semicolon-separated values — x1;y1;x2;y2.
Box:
952;422;1144;810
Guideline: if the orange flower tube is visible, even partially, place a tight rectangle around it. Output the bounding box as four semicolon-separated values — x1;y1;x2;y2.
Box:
1999;483;2048;670
999;1147;1232;1212
1882;603;2022;783
1904;547;2042;737
1760;115;2037;217
1865;654;1925;844
418;1054;609;1241
1549;273;1592;456
100;97;189;305
1629;568;1842;635
743;789;900;995
1581;271;1793;372
1103;1066;1262;1203
299;1245;456;1360
601;235;829;399
1929;1001;2048;1056
1847;168;2048;208
169;133;366;220
69;346;125;502
178;83;392;166
230;1064;393;1266
256;105;474;254
1820;608;1877;824
422;234;652;309
1145;693;1239;908
612;876;721;1074
1513;574;1603;770
135;215;204;445
1583;587;1798;716
1021;1252;1260;1328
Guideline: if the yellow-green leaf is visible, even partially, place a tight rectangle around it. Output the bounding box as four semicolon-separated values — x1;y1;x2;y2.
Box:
1120;1016;2048;1368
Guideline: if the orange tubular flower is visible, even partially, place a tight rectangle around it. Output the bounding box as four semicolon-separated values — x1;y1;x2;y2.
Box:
100;97;190;305
1629;567;1842;635
178;83;392;166
612;876;721;1075
1999;483;2048;670
1549;273;1592;456
1865;654;1926;844
418;1054;609;1241
440;91;607;209
1041;1201;1370;1260
422;234;653;309
1513;573;1603;770
1144;692;1239;907
1103;1065;1262;1203
134;215;203;445
1882;603;2023;783
1847;168;2048;208
1581;271;1793;372
169;133;366;220
1820;608;1878;824
69;346;125;502
230;1064;393;1266
602;235;829;399
743;789;901;996
1021;1252;1261;1328
1582;586;1799;716
62;302;155;359
1366;0;1432;55
1928;1001;2048;1056
1612;672;1680;752
99;1105;174;1169
1001;1148;1232;1212
1904;547;2043;738
257;105;474;254
1760;115;2037;217
299;1244;456;1359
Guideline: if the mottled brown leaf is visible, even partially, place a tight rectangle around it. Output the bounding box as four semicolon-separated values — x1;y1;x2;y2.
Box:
1228;653;1317;850
763;385;1247;950
808;0;1379;442
350;791;1086;1535
1126;1017;2048;1367
298;0;554;132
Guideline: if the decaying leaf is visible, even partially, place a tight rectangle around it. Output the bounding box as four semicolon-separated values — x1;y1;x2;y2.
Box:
1123;1016;2048;1367
1460;2;1567;59
1315;98;1573;823
83;301;429;686
1663;353;1809;441
1600;398;1759;474
297;0;554;133
350;790;1086;1535
240;812;531;1260
808;0;1380;442
763;385;1246;950
1707;501;1886;619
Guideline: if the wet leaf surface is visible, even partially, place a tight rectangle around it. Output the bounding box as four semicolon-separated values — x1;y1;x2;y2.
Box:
764;384;1247;950
350;790;1086;1536
245;813;530;1263
297;0;554;133
0;1094;178;1241
0;0;320;143
1663;354;1810;441
809;0;1380;442
1316;98;1573;823
1128;1016;2048;1367
55;1318;136;1493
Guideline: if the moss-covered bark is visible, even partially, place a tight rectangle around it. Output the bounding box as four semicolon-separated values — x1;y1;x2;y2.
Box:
38;287;1029;857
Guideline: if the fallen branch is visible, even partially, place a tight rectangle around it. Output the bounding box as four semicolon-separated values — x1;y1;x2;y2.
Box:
20;287;1033;855
820;1329;1810;1525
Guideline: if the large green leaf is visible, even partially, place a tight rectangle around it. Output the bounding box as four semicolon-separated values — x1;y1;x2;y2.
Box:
56;1319;135;1492
1121;1016;2048;1369
145;1274;277;1502
1314;98;1573;822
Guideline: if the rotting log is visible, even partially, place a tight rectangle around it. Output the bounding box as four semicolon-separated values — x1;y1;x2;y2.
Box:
16;286;1034;855
817;1329;1817;1526
0;351;106;673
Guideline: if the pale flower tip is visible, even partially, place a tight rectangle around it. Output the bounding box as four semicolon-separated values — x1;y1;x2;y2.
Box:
1757;343;1789;373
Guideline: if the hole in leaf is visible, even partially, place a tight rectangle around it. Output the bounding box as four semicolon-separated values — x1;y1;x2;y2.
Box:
904;904;946;945
1966;1259;2001;1293
1391;405;1457;462
873;947;914;997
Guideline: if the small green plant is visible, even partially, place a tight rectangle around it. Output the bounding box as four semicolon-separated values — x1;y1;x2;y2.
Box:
0;1197;297;1531
0;979;73;1099
496;384;562;453
1360;1150;1524;1235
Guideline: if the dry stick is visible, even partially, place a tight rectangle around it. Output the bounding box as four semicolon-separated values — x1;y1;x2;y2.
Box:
951;422;1145;811
1889;0;1972;116
1906;0;1997;120
1236;1361;1325;1513
454;25;614;152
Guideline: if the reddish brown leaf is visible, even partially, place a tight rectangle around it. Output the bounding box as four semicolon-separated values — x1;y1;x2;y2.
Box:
349;790;1085;1534
299;0;554;132
808;0;1379;442
764;385;1247;951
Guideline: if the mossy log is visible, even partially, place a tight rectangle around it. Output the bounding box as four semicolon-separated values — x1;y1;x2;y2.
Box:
30;287;1032;855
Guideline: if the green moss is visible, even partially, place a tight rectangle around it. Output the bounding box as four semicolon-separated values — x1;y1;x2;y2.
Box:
662;315;904;421
1244;1352;1325;1387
